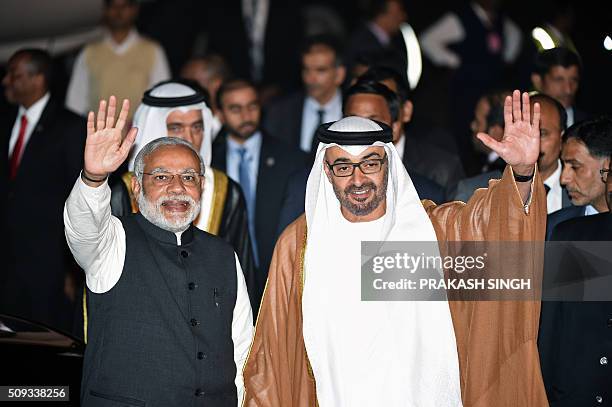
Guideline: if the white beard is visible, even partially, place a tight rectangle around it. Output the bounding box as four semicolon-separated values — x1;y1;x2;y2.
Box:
137;190;201;233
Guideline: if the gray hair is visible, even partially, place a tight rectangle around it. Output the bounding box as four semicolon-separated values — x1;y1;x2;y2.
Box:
133;137;205;184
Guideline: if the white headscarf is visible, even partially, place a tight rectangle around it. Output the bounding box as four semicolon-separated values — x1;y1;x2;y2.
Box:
128;82;215;171
302;117;462;406
128;82;216;232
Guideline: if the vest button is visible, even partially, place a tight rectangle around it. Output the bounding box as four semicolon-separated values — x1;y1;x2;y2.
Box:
190;318;199;327
181;250;189;258
197;352;206;360
601;356;608;365
188;282;197;290
195;389;205;397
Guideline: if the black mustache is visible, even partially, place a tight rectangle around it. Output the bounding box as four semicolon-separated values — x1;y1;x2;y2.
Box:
239;122;256;130
345;183;377;194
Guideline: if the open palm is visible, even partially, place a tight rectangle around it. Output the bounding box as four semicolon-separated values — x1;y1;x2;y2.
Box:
84;96;138;178
477;90;541;171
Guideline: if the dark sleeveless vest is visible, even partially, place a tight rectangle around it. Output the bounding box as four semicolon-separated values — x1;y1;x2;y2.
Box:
81;213;238;407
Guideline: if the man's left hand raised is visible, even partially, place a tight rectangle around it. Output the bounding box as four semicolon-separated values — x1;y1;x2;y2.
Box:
477;90;541;204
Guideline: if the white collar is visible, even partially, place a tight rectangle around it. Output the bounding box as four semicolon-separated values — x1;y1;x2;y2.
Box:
103;28;140;54
543;159;562;188
19;92;50;125
585;205;599;216
470;2;494;28
367;22;391;46
394;134;406;160
305;89;342;111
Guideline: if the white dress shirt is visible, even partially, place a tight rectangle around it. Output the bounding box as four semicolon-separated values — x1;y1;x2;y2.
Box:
394;134;406;161
63;176;253;405
565;106;575;127
543;159;563;214
419;2;522;68
8;92;50;159
300;90;342;152
66;29;170;116
584;205;599;216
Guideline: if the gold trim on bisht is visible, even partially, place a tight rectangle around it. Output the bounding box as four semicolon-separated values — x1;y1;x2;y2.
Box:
299;225;318;401
122;172;139;214
206;168;228;235
82;286;88;344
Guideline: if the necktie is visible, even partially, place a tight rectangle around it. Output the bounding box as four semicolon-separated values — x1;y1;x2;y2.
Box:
238;147;259;266
310;108;325;154
9;115;28;180
544;184;551;195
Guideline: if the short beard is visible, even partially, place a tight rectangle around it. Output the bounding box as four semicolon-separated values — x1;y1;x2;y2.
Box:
137;189;200;233
332;170;388;217
226;122;257;140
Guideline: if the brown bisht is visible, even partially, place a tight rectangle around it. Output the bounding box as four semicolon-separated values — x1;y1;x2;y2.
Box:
243;167;549;407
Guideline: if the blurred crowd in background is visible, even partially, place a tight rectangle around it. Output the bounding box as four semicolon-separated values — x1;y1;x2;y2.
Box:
1;0;611;337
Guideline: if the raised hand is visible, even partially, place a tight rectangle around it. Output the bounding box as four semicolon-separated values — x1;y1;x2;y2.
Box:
83;96;138;181
477;90;540;175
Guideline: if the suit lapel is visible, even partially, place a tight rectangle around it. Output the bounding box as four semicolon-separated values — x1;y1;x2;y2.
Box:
211;132;228;171
255;137;276;233
1;107;18;175
561;188;572;208
292;95;305;149
16;98;57;175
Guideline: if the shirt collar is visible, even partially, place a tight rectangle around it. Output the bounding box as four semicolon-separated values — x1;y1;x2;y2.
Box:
470;2;494;27
367;22;391;46
565;107;574;127
19;92;50;125
305;89;342;111
585;205;599;216
394;134;406;160
543;159;562;188
228;130;262;156
104;28;140;54
135;212;194;246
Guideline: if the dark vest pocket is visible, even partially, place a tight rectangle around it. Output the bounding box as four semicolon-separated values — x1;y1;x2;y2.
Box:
89;390;145;407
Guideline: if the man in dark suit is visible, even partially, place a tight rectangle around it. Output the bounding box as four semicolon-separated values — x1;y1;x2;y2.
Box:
538;153;612;406
1;49;86;330
263;35;345;155
531;47;588;128
344;0;407;74
455;92;575;211
546;117;612;238
275;79;445;235
357;65;465;192
205;0;302;92
212;79;308;297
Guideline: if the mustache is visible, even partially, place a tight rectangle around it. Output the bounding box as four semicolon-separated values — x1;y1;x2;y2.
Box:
158;194;197;207
345;182;377;194
239;122;256;130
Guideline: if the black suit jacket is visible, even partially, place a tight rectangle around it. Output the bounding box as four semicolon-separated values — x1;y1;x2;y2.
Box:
401;137;464;193
1;97;86;330
275;155;446;237
344;24;408;73
546;205;587;240
205;0;302;88
211;131;308;288
262;91;305;150
572;108;589;125
539;212;612;406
